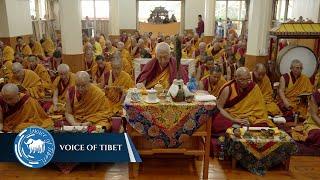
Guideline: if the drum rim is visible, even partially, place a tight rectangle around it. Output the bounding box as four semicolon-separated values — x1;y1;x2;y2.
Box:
276;45;318;77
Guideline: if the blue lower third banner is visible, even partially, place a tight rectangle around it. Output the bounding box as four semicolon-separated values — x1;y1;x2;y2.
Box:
0;132;142;163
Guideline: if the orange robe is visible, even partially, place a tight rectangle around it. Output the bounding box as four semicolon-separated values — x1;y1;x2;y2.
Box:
84;60;97;77
182;47;195;59
252;73;281;116
280;72;313;118
0;93;53;132
120;49;133;76
42;38;55;56
31;41;45;58
213;80;274;134
52;72;76;103
0;60;12;80
104;70;134;114
92;62;111;84
201;76;226;97
9;69;44;99
67;84;113;130
3;46;14;62
16;44;32;57
29;64;52;91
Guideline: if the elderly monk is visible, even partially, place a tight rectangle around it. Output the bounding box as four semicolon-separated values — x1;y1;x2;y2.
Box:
252;63;281;116
84;50;97;77
292;89;320;147
278;59;313;119
41;35;55;57
27;55;52;90
207;42;225;63
90;37;103;56
213;67;274;134
182;41;196;59
9;62;44;99
15;36;32;57
136;42;189;89
104;40;117;61
101;55;134;115
193;42;207;59
65;71;113;129
199;65;226;97
52;64;76;112
29;36;44;59
92;55;111;84
117;42;133;75
0;41;14;62
0;83;53;132
131;39;145;58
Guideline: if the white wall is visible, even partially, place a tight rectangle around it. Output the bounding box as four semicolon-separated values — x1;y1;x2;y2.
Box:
5;0;33;37
119;0;136;29
291;0;320;22
185;0;205;30
0;0;9;37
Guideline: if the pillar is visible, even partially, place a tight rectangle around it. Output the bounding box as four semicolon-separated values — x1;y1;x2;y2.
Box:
0;0;33;48
109;0;120;41
203;0;215;43
245;0;273;70
59;0;84;72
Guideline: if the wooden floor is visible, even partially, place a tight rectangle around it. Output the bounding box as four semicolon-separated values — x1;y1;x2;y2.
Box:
0;156;319;180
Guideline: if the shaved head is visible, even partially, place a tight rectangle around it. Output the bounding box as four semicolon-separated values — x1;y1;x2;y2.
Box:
156;42;170;54
254;63;266;72
236;67;250;77
57;64;70;73
12;62;23;72
235;67;251;89
75;71;90;84
253;63;267;82
1;83;19;95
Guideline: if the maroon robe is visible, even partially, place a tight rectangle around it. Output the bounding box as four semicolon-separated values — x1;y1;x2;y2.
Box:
305;91;320;147
136;57;189;86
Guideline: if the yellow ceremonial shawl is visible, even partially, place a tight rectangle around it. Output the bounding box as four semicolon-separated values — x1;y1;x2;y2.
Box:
93;41;103;56
52;72;76;102
1;93;53;132
31;64;52;90
99;36;106;49
3;46;14;62
42;38;55;56
70;84;112;129
252;74;281;116
92;62;111;84
105;70;134;114
207;48;225;62
0;60;12;79
225;82;274;127
32;41;45;57
284;73;313;116
121;49;133;76
204;76;226;97
22;44;32;57
9;69;44;99
145;66;170;90
182;47;195;59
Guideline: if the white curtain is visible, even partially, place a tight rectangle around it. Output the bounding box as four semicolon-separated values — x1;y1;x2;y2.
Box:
291;0;320;22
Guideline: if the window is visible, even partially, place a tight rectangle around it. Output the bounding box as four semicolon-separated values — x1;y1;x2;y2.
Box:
81;0;109;19
39;0;46;19
138;1;181;22
29;0;36;18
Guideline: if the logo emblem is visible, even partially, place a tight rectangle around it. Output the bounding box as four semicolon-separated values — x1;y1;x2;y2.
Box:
14;126;55;168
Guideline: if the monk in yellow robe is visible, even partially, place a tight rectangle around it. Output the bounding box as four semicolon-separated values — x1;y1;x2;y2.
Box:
278;59;313;119
9;62;44;99
15;36;32;57
0;83;53;132
65;71;113;130
191;34;201;50
27;55;52;92
136;42;189;89
199;65;226;97
117;42;133;76
291;89;320;147
101;56;134;115
29;37;44;59
207;42;225;63
92;55;111;84
84;50;97;77
104;40;117;61
51;64;76;113
182;41;195;59
197;57;215;81
13;52;28;69
0;41;14;62
90;37;103;56
213;67;274;134
252;63;281;116
41;35;55;56
0;48;13;80
193;42;207;60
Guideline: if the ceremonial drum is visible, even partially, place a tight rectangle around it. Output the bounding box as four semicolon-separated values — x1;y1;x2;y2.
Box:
277;45;318;77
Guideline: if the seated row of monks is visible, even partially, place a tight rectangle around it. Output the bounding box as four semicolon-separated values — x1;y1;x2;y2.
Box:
0;51;134;132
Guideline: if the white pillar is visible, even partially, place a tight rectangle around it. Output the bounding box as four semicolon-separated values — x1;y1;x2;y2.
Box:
59;0;82;54
109;0;120;35
247;0;272;56
204;0;216;36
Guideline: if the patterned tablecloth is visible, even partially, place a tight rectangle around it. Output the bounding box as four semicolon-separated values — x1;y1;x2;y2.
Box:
225;128;297;175
123;91;215;148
